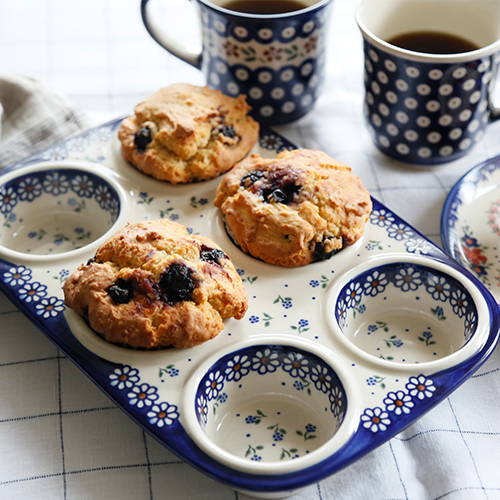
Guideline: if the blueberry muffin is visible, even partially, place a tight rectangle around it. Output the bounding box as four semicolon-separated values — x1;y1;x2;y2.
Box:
118;83;259;184
214;149;372;267
63;219;248;349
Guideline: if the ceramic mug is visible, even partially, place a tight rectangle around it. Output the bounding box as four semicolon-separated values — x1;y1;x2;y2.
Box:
356;0;500;165
141;0;333;125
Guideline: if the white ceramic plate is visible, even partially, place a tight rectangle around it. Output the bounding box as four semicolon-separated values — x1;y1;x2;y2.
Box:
442;154;500;304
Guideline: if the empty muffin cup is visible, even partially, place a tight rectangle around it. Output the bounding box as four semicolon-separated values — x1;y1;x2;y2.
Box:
0;161;126;260
183;338;357;475
329;256;489;367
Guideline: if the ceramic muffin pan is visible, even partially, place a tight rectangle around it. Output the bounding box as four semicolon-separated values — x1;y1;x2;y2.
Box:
0;118;498;498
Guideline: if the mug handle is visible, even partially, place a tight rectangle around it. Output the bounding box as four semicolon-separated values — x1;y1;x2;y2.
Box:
490;80;500;122
491;105;500;122
140;0;202;69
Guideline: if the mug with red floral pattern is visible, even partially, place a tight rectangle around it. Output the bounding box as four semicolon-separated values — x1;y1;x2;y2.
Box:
141;0;333;125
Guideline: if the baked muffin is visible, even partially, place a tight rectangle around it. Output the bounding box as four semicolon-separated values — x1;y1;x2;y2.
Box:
214;149;372;267
118;83;259;183
63;219;248;349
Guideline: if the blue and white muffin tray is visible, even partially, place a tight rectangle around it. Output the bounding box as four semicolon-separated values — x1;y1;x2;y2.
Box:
0;118;498;498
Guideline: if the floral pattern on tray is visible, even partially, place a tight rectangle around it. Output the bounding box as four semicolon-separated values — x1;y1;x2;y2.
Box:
0;168;120;255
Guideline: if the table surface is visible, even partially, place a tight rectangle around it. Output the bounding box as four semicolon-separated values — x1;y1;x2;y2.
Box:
2;0;500;499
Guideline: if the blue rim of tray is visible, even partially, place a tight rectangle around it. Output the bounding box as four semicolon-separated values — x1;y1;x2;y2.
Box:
0;117;498;494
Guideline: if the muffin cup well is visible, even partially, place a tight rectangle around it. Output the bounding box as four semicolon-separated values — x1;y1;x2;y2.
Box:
182;336;359;475
0;161;128;262
326;255;490;369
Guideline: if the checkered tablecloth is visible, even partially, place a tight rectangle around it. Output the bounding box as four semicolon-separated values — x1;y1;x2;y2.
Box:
1;0;500;499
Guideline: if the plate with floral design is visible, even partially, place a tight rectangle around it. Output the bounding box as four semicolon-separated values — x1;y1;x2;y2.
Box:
0;118;498;498
442;154;500;304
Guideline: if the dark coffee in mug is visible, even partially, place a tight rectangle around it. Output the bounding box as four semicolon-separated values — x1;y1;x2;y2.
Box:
222;0;308;14
387;31;480;54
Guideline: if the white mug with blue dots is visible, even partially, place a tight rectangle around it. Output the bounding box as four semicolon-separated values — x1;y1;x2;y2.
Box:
141;0;333;125
357;0;500;165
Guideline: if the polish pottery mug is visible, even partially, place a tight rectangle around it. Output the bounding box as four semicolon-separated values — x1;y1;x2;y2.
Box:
357;0;500;165
141;0;333;125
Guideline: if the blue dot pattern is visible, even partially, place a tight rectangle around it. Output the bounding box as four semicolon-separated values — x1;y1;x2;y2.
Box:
363;40;500;164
